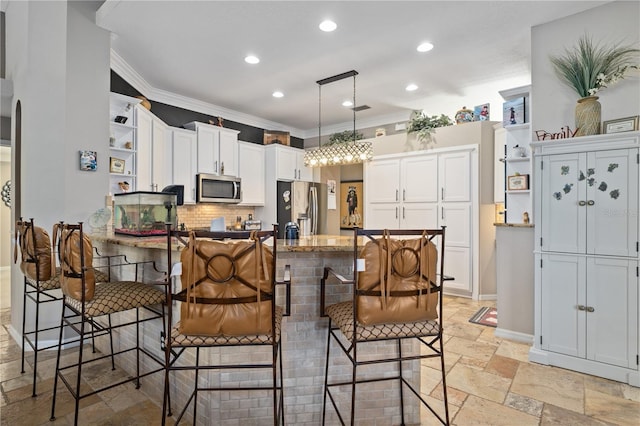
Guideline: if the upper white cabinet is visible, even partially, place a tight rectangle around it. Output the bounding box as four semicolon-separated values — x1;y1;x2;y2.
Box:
108;93;140;195
530;132;640;386
171;127;197;204
184;121;240;177
238;141;266;206
136;106;171;192
266;144;316;182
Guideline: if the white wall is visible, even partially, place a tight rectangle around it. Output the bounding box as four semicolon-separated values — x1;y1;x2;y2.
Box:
532;1;640;134
6;0;110;338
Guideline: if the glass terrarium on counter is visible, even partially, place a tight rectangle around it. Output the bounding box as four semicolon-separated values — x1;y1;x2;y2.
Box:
114;191;177;236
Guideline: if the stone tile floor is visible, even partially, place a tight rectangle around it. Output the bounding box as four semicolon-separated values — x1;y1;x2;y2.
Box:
1;296;639;425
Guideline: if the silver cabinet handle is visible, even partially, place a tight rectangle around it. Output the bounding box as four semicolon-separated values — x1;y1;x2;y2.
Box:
587;200;595;206
586;306;595;312
221;161;224;175
578;200;587;206
396;189;399;201
395;207;398;219
441;188;444;200
441;206;444;220
403;189;406;201
214;160;218;173
403;207;405;219
577;305;586;311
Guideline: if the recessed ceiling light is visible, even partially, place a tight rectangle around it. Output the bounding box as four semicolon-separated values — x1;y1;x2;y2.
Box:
342;100;353;107
319;20;337;32
417;42;434;53
406;84;418;92
245;55;260;64
272;91;284;98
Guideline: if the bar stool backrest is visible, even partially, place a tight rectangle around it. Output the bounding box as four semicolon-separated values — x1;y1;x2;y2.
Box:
177;230;275;337
57;224;96;302
15;219;54;281
356;230;439;326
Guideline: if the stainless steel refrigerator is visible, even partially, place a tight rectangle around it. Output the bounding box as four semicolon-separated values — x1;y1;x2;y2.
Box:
276;181;327;238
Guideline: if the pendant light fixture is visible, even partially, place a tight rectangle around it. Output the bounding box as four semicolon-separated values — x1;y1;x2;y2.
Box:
303;70;373;167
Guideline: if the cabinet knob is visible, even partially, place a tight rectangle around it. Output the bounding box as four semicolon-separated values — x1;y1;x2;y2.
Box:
577;305;586;311
578;200;587;206
587;200;595;206
586;306;595;312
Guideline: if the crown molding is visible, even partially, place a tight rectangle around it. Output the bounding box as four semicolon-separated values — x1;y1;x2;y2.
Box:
109;49;306;137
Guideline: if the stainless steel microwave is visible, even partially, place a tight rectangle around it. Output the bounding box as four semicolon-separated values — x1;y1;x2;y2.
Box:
196;174;241;203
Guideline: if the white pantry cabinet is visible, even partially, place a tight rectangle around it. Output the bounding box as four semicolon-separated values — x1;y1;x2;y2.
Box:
365;147;474;295
184;121;239;177
530;132;640;386
108;93;140;195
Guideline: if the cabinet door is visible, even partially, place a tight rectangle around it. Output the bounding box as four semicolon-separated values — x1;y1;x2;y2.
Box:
136;107;153;192
366;159;400;203
540;153;586;254
275;147;298;181
401;202;438;229
172;128;197;203
152;119;171;191
586;149;638;257
540;254;585;358
238;142;265;205
443;246;471;293
197;125;219;175
296;150;314;182
366;203;399;229
441;203;471;247
439;151;470;202
402;155;437;203
219;129;238;177
586;257;638;368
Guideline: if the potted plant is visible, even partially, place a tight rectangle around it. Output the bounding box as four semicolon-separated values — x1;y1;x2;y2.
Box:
327;130;364;145
549;34;639;136
406;111;453;145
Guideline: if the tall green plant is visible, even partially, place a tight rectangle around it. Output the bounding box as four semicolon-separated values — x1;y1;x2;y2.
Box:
550;34;639;98
406;111;453;143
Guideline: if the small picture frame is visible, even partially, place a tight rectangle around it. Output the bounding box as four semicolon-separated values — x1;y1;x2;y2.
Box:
503;97;526;126
110;157;125;174
602;116;639;134
114;115;128;124
474;103;490;121
507;174;529;191
79;150;97;171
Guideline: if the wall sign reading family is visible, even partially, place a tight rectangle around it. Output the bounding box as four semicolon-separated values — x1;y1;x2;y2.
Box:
340;180;363;229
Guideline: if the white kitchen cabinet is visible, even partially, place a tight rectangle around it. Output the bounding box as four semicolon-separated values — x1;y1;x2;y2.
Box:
108;93;140;195
171;127;197;204
531;132;640;386
238;141;266;206
267;144;315;182
136;106;171;192
365;147;473;295
184;121;239;177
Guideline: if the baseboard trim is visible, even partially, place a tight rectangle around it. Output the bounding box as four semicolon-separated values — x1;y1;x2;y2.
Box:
7;324;80;352
494;327;533;344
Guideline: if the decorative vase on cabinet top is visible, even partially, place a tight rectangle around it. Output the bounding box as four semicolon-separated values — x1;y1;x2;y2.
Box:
575;96;600;136
455;107;474;124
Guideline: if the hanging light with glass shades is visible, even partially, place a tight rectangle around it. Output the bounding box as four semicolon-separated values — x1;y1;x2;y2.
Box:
303;70;373;167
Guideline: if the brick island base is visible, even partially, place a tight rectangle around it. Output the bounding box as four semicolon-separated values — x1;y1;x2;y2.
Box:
91;235;421;425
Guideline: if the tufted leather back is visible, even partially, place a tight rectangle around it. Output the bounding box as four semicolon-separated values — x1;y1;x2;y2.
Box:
15;219;54;282
58;224;95;302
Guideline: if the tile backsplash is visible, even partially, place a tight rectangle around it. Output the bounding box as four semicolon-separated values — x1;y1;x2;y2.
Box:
176;204;256;230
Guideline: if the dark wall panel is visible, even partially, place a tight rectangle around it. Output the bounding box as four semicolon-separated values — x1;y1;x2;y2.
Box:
110;71;303;148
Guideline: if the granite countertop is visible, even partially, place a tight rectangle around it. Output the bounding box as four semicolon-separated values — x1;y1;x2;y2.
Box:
493;223;535;228
90;232;360;253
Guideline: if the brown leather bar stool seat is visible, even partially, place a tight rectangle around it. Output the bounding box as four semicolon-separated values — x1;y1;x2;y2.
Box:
321;227;450;425
162;225;289;425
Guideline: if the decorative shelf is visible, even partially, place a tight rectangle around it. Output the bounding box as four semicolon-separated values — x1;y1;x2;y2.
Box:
503;123;530;131
506;189;531;194
505;157;530;163
109;147;136;154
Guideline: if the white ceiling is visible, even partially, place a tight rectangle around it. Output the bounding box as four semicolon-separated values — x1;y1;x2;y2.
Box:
97;0;608;137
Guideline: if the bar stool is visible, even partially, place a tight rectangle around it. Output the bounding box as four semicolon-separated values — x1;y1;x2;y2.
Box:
162;225;289;425
14;218;111;397
49;222;167;425
321;227;450;425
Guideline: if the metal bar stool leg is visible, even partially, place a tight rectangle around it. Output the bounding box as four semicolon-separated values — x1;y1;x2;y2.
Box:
50;302;66;422
108;314;116;370
398;338;405;425
193;347;200;426
20;279;28;376
321;319;333;426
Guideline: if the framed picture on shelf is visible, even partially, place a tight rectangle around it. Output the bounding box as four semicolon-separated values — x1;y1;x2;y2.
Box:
602;116;639;134
474;103;490;121
109;157;125;174
507;174;529;191
79;150;97;172
340;180;364;230
503;97;526;126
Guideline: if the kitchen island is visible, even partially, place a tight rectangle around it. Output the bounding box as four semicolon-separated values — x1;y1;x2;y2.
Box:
90;233;422;425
